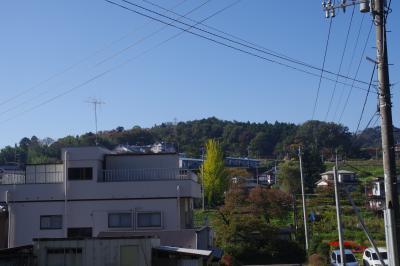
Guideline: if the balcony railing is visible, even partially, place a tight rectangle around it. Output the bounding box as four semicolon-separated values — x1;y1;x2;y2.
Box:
1;166;64;185
100;168;198;182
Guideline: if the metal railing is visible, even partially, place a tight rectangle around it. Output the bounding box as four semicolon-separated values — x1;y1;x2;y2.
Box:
1;164;64;185
100;168;197;182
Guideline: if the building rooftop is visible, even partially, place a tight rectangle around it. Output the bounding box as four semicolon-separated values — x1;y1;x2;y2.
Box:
320;170;355;175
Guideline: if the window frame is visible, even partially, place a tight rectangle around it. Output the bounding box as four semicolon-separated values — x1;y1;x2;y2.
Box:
40;215;63;230
108;212;133;229
136;211;162;229
67;167;93;181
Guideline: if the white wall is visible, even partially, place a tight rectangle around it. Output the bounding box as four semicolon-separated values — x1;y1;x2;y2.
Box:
0;179;200;203
9;198;181;247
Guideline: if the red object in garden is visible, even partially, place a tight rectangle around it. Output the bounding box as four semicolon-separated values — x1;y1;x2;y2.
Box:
328;241;368;253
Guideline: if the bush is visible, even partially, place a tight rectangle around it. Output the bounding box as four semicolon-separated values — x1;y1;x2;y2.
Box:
308;253;327;266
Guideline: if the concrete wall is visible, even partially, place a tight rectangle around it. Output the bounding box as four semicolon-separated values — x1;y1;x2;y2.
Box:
105;154;179;169
61;147;111;161
34;237;159;266
8;198;183;247
0;179;200;203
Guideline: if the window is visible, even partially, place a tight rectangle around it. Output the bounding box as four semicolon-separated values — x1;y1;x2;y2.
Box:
137;212;161;228
337;254;357;263
68;167;93;180
67;227;92;238
372;252;388;260
108;213;132;228
365;251;371;258
40;215;62;230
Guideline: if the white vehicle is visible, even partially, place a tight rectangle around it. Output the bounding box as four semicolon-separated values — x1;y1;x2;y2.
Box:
330;249;359;266
362;247;388;266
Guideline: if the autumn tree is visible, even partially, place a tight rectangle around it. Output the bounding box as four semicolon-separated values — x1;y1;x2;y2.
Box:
248;187;292;221
215;184;305;264
201;139;228;207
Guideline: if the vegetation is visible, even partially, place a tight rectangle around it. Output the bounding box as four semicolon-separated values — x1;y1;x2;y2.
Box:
0;117;392;166
200;139;228;207
213;184;305;264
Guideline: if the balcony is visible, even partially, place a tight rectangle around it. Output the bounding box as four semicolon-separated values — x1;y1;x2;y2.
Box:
0;164;64;185
100;168;198;182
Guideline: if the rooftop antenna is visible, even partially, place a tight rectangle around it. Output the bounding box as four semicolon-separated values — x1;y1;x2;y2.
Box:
86;98;105;146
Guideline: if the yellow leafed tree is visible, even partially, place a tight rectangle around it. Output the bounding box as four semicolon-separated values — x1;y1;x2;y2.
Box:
201;139;228;207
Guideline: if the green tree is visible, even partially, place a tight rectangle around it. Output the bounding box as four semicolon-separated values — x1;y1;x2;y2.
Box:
201;139;228;207
278;160;301;194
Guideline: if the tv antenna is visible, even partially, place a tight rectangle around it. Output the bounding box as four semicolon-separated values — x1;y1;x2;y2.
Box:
86;98;105;146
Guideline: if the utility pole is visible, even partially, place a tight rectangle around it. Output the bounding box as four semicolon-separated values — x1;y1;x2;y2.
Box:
374;0;400;263
86;98;105;146
298;146;309;251
333;162;345;266
322;1;400;264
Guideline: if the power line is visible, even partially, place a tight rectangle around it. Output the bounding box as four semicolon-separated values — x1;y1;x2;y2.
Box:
106;0;373;93
2;0;375;120
338;21;374;123
332;13;366;121
312;18;333;120
119;0;371;87
324;6;355;121
95;0;212;66
141;0;310;67
0;0;239;125
355;63;377;133
0;0;189;110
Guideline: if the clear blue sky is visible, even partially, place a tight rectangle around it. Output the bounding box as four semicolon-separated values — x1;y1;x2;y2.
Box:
0;0;399;148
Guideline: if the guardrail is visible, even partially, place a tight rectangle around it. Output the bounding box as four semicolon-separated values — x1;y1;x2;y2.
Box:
100;168;198;182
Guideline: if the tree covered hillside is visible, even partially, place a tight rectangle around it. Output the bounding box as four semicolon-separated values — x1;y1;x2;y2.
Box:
0;117;390;165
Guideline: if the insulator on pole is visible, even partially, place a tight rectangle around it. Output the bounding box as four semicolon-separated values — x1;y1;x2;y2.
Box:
360;0;371;13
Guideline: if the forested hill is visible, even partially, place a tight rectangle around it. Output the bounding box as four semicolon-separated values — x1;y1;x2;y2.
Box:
0;117;396;165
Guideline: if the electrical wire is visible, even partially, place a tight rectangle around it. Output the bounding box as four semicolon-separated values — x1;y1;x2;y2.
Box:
0;0;239;125
324;5;355;121
332;14;366;121
338;21;374;123
0;0;189;109
312;18;333;120
119;0;371;86
141;0;310;67
95;0;212;66
106;0;373;93
2;0;374;119
355;64;377;133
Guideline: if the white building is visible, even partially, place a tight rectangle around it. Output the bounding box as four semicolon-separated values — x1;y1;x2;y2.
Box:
0;147;201;248
150;142;176;154
315;170;358;188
